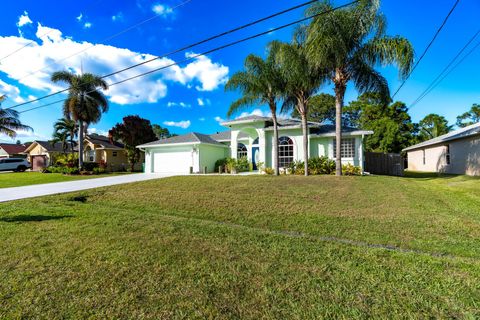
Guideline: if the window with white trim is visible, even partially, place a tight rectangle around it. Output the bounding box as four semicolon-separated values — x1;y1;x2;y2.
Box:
279;136;294;167
333;138;355;158
237;143;247;159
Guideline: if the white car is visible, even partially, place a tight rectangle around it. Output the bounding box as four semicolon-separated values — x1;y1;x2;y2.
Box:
0;158;30;172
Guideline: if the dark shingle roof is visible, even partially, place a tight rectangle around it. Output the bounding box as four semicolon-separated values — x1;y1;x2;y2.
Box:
36;141;76;152
138;132;225;147
86;134;124;149
403;122;480;152
0;143;27;155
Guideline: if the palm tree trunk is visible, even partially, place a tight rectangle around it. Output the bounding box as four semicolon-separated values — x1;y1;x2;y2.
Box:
334;82;346;176
301;109;309;176
78;121;84;169
272;111;279;176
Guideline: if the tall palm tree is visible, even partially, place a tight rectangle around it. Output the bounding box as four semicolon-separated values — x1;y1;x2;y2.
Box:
303;0;414;175
53;117;78;152
275;40;326;176
51;71;108;169
225;43;285;175
0;95;32;138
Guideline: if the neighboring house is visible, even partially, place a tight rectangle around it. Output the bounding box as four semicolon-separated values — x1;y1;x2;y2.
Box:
0;143;28;158
403;122;480;175
23;141;74;171
84;134;143;171
137;115;373;174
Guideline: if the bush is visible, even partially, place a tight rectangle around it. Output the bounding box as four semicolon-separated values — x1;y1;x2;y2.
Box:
92;167;106;175
342;163;361;176
83;162;99;171
215;158;228;173
264;167;275;175
54;153;78;168
234;157;250;172
287;157;337;175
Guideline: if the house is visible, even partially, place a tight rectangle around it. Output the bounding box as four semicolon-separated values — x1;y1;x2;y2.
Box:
23;141;75;171
137;115;373;174
84;134;143;171
0;143;28;158
403;122;480;175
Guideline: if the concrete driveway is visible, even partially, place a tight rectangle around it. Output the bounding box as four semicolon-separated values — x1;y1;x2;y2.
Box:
0;173;176;203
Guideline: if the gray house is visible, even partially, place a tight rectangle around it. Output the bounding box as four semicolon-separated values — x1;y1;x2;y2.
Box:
403;122;480;175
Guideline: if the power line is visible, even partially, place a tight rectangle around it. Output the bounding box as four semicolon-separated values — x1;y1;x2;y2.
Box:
0;0;104;63
410;28;480;109
13;0;193;84
18;0;360;115
10;0;339;110
410;38;480;109
391;0;460;99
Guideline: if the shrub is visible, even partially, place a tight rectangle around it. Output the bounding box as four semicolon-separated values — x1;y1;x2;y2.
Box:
309;156;336;175
264;167;275;175
342;163;361;176
54;153;78;168
215;158;228;173
64;167;80;175
83;162;99;171
234;157;250;172
92;167;106;175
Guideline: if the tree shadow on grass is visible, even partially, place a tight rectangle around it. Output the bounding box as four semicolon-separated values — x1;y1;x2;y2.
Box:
0;215;73;223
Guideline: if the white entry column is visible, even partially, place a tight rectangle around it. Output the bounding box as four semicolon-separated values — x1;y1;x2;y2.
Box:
257;129;266;164
230;130;239;159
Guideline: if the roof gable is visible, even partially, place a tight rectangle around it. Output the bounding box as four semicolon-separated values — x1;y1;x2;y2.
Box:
85;134;124;149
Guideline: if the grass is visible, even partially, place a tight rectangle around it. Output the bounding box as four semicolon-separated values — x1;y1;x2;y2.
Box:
0;171;135;188
0;174;479;318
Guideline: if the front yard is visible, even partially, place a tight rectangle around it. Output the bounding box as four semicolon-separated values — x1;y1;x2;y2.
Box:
0;174;479;318
0;171;135;188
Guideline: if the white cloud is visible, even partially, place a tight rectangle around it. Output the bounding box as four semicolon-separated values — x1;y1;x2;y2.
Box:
181;53;229;91
197;97;211;106
214;116;224;123
0;23;229;105
167;101;191;108
83;22;93;29
152;3;173;16
163;120;190;129
0;129;47;142
17;11;33;27
87;127;109;136
76;13;83;22
112;12;124;22
0;80;25;103
238;109;271;119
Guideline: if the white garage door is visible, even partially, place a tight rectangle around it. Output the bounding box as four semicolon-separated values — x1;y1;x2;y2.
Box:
153;151;193;173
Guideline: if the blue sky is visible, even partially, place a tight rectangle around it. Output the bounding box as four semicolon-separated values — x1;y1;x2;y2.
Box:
0;0;479;142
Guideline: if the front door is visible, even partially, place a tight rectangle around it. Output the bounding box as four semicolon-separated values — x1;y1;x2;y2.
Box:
252;147;259;170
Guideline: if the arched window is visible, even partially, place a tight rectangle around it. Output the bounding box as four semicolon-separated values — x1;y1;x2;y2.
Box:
278;136;294;167
237;143;248;159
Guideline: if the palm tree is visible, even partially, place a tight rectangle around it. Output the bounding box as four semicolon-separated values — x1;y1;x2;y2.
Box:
0;95;32;138
418;113;452;141
225;43;285;175
51;71;108;169
53;118;78;152
303;0;414;175
275;40;326;176
51;131;69;154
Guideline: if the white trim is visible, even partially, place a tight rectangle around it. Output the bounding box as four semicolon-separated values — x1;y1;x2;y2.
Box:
137;142;228;149
313;130;373;138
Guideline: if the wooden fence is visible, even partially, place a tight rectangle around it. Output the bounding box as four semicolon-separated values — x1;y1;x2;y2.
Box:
364;152;404;176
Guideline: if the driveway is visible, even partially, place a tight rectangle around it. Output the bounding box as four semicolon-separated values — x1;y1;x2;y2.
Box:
0;173;176;203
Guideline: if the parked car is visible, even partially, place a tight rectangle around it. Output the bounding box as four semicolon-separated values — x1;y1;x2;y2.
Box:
0;158;30;172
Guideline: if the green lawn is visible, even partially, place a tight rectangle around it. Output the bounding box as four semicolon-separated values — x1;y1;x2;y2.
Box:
0;171;134;188
0;174;479;318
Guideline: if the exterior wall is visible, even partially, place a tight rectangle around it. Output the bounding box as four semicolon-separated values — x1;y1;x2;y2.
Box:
198;144;229;173
407;136;480;175
317;136;363;167
104;149;128;171
26;144;54;167
407;145;447;173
